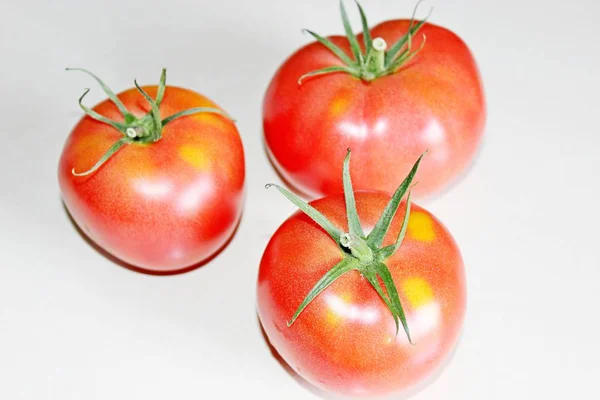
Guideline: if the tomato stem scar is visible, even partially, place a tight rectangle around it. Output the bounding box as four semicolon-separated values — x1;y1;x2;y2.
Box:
371;37;387;73
340;233;374;263
126;127;137;138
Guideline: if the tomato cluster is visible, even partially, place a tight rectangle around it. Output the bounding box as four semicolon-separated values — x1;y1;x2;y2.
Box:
58;1;482;397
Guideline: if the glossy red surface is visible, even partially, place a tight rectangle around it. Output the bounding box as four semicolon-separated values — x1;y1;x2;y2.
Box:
263;20;486;199
257;191;466;397
59;86;245;272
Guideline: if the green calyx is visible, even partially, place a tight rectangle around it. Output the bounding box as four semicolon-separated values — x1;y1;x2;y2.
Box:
66;68;232;176
266;149;427;343
299;0;432;84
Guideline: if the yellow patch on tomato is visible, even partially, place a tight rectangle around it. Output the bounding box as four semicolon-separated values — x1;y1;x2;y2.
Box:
325;310;341;326
179;145;210;170
190;112;230;130
330;96;350;116
402;277;434;308
408;211;435;242
339;292;352;304
194;112;218;122
124;149;153;177
190;111;229;130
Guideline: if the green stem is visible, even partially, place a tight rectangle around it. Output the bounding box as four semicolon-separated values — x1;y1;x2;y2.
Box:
68;68;236;177
371;37;388;74
340;233;373;263
299;1;431;82
268;149;426;341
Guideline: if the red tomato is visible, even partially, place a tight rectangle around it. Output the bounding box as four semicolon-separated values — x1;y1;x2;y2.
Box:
263;4;485;199
257;190;465;396
59;70;245;272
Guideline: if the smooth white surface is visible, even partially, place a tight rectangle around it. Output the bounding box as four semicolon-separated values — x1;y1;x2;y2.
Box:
1;0;599;398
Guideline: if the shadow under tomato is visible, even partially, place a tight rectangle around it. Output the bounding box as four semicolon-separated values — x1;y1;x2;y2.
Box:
61;200;243;276
256;312;464;400
257;315;334;399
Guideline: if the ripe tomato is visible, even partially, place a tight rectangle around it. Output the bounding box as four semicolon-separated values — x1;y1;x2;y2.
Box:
263;1;485;199
59;69;245;272
257;152;466;396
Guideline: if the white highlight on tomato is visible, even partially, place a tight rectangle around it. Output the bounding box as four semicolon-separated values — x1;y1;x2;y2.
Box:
338;121;368;139
399;302;441;344
373;119;388;136
324;293;381;325
422;119;445;144
176;176;214;214
422;119;449;162
133;178;173;200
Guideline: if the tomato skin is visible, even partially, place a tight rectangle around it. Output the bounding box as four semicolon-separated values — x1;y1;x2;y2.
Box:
257;191;466;396
263;20;485;199
59;86;245;272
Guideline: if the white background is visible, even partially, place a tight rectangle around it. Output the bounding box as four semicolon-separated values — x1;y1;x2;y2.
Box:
1;0;599;398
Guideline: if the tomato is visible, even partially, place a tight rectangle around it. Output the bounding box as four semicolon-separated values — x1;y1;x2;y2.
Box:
59;69;245;273
263;1;485;199
257;152;465;396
